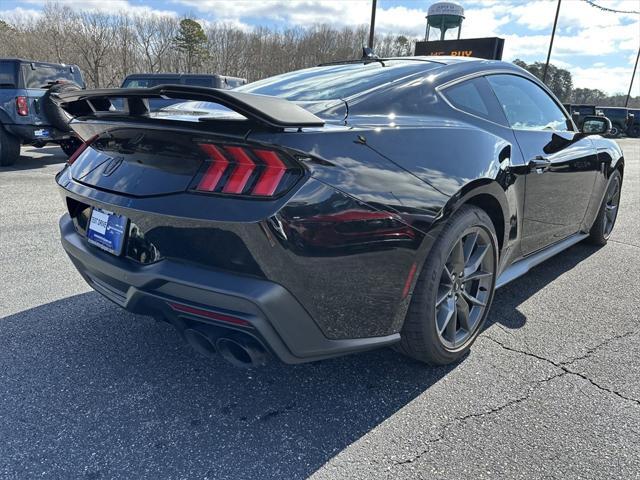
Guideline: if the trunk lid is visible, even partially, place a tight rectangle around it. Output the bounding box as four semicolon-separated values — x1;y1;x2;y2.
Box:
71;129;204;197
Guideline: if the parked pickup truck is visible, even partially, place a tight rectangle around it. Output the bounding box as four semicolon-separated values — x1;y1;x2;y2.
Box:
0;58;85;166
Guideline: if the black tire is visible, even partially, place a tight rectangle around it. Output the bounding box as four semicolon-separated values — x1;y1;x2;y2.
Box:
42;82;82;132
607;126;620;138
0;125;20;167
59;136;83;158
397;206;498;365
627;125;640;138
588;170;622;246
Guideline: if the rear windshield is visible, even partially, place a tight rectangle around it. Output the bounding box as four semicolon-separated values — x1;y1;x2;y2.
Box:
0;62;18;88
236;60;439;101
21;63;84;89
183;77;214;87
123;77;182;88
573;106;595;115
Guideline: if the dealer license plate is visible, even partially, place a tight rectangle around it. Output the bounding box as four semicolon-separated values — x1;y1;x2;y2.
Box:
87;208;128;255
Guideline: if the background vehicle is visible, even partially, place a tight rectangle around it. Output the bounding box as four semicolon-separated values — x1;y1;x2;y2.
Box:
0;58;85;166
54;58;623;368
567;104;596;130
627;109;640;138
120;73;247;111
596;106;629;137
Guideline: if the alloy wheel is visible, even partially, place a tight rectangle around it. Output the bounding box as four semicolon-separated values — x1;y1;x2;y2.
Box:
603;177;621;238
435;227;495;350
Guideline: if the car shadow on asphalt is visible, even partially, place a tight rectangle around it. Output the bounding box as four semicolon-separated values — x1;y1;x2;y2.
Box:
0;292;456;479
0;242;602;479
0;148;65;171
486;241;602;331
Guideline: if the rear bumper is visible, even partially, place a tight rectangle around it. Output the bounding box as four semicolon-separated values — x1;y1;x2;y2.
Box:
60;214;399;364
4;124;72;143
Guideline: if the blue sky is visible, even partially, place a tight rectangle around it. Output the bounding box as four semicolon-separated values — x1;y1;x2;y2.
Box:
2;0;639;95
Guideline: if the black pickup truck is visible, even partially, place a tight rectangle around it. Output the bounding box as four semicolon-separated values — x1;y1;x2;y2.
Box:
0;58;85;166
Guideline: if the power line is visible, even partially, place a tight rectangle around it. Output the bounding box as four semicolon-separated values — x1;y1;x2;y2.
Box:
581;0;640;15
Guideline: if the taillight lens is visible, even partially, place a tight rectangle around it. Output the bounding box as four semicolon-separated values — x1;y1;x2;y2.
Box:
194;143;302;197
67;136;97;165
16;96;28;116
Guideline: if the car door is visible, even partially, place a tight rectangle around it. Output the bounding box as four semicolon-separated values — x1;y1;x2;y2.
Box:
486;74;599;255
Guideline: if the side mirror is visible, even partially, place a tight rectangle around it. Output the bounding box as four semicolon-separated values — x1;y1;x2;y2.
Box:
581;115;611;135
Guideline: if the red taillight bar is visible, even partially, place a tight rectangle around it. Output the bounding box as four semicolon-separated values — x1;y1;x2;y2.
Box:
16;96;28;116
223;146;256;194
198;144;229;191
196;143;298;197
167;302;251;327
252;149;287;196
67;136;97;165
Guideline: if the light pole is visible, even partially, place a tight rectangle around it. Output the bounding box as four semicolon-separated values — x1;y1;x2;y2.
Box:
543;0;562;83
625;46;640;107
368;0;377;49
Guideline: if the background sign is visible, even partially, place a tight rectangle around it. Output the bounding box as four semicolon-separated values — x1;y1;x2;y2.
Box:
415;37;505;60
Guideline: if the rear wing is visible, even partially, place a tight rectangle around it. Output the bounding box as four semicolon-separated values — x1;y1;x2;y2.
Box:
52;85;325;130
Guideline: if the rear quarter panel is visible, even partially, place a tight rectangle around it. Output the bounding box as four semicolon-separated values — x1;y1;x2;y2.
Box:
248;119;521;338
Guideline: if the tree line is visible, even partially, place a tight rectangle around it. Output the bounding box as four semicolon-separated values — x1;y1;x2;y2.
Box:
514;59;638;108
0;4;413;88
0;2;636;107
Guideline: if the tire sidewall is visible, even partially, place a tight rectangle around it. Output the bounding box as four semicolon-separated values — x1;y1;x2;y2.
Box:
413;207;499;363
602;172;622;241
43;82;81;132
589;170;622;244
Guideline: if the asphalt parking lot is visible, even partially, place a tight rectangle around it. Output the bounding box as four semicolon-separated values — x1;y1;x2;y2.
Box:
1;139;639;480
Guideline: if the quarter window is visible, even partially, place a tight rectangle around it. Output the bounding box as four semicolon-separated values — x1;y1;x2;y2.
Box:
486;74;571;131
442;77;507;126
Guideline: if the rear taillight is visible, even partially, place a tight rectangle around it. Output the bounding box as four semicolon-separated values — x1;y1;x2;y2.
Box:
67;136;97;165
16;96;28;116
194;143;302;197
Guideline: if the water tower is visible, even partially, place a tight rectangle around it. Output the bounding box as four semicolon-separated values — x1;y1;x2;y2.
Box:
424;2;465;41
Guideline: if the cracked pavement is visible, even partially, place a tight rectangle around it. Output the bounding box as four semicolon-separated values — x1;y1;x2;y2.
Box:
1;139;639;479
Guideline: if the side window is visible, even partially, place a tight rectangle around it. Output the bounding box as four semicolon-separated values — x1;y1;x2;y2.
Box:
442;77;508;126
486;74;572;131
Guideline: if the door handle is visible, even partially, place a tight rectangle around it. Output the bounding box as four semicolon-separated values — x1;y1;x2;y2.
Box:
528;156;551;173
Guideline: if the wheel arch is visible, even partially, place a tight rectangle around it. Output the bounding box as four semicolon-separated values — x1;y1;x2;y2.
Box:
440;179;510;255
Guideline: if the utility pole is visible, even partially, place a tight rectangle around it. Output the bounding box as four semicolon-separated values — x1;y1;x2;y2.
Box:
543;0;562;83
368;0;377;49
625;46;640;107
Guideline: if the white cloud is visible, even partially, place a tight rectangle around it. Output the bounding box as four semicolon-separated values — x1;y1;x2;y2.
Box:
0;7;42;24
22;0;177;17
572;65;637;95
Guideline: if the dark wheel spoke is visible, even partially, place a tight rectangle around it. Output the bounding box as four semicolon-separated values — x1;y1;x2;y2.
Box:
438;298;456;336
445;301;458;341
456;296;470;331
462;290;486;307
605;205;617;221
436;286;451;307
464;244;488;277
441;264;453;286
463;270;493;283
462;231;478;263
451;240;465;273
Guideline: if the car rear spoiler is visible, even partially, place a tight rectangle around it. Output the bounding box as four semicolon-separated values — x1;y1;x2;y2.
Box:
52;85;325;130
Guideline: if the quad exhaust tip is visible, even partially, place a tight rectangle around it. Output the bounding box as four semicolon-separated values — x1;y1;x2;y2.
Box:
216;336;269;369
182;326;268;368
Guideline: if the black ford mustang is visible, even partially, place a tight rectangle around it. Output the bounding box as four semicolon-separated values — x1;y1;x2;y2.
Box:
54;57;623;368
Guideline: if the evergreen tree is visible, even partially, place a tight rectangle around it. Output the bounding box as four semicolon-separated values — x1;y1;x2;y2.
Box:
173;19;208;73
